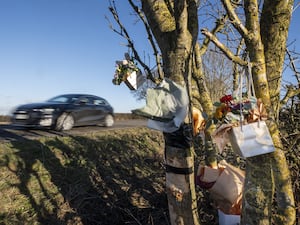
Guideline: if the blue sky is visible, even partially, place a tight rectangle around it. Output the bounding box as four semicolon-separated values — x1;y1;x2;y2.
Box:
0;0;149;115
0;0;299;115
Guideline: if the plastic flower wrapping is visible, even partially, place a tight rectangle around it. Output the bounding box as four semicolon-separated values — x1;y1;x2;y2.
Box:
112;60;139;85
211;93;268;153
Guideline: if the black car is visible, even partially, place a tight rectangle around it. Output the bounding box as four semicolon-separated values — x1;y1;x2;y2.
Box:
11;94;114;131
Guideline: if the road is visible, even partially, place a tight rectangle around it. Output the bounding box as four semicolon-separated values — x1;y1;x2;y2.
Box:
0;120;147;142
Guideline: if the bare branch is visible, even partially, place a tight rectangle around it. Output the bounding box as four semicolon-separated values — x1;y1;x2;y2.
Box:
199;15;228;55
108;0;160;84
280;85;300;106
286;48;300;84
174;0;189;37
201;28;247;66
221;0;248;38
128;0;163;83
293;1;300;12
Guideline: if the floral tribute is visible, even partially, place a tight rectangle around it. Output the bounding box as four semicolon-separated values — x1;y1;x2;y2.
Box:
213;94;267;125
112;59;139;86
211;93;268;153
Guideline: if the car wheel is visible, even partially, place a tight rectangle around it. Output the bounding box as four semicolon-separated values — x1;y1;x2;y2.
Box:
103;114;114;127
55;113;74;131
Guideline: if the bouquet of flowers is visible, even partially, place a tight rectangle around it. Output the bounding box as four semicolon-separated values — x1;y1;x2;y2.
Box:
213;93;268;125
112;59;139;86
212;93;269;154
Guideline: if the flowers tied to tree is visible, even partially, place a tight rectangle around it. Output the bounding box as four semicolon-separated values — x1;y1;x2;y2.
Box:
112;59;139;85
213;94;267;125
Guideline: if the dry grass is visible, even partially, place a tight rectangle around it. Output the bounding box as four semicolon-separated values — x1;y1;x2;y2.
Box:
0;128;169;225
0;112;299;225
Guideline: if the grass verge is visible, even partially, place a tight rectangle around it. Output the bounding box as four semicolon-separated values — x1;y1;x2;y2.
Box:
0;128;168;225
0;126;298;225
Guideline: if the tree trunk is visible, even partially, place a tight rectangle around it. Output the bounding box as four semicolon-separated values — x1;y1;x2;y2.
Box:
192;43;218;167
240;1;274;224
260;0;296;224
141;1;201;224
241;0;296;224
137;0;296;224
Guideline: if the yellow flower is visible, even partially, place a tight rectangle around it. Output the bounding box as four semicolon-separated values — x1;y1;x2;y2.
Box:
214;108;223;119
214;104;227;119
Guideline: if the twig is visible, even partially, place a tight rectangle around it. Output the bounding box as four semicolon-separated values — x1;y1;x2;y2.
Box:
128;0;164;82
286;48;300;83
287;133;300;153
280;85;300;106
118;207;143;225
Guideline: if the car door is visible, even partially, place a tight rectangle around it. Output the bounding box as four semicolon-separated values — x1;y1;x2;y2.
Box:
72;96;95;125
90;97;109;123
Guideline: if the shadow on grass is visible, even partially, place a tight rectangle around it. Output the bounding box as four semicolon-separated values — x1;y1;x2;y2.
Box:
0;128;169;225
2;124;298;225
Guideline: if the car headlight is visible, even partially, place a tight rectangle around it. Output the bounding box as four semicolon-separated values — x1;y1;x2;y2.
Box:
33;108;55;114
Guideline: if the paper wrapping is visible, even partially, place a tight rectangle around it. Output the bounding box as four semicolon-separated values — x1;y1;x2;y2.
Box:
196;160;245;215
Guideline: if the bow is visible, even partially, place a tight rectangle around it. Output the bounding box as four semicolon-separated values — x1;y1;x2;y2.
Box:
248;98;268;123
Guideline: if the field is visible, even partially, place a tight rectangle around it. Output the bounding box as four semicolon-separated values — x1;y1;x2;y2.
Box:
0;114;299;225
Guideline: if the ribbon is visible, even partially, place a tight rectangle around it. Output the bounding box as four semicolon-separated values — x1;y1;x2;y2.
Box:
247;98;268;123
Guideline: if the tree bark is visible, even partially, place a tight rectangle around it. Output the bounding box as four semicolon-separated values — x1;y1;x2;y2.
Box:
239;1;274;224
260;1;296;224
137;0;296;224
240;1;295;224
141;1;201;224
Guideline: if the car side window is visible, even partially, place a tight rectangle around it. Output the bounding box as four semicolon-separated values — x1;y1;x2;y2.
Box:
93;99;106;105
82;97;101;105
70;97;79;103
77;97;89;105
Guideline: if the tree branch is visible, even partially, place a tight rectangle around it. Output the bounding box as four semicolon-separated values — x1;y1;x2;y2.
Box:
201;28;247;66
280;85;300;106
221;0;248;38
199;15;228;55
286;48;300;84
108;0;160;84
128;0;164;83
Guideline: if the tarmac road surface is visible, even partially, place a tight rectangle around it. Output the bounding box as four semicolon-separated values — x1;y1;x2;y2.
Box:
0;119;147;142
